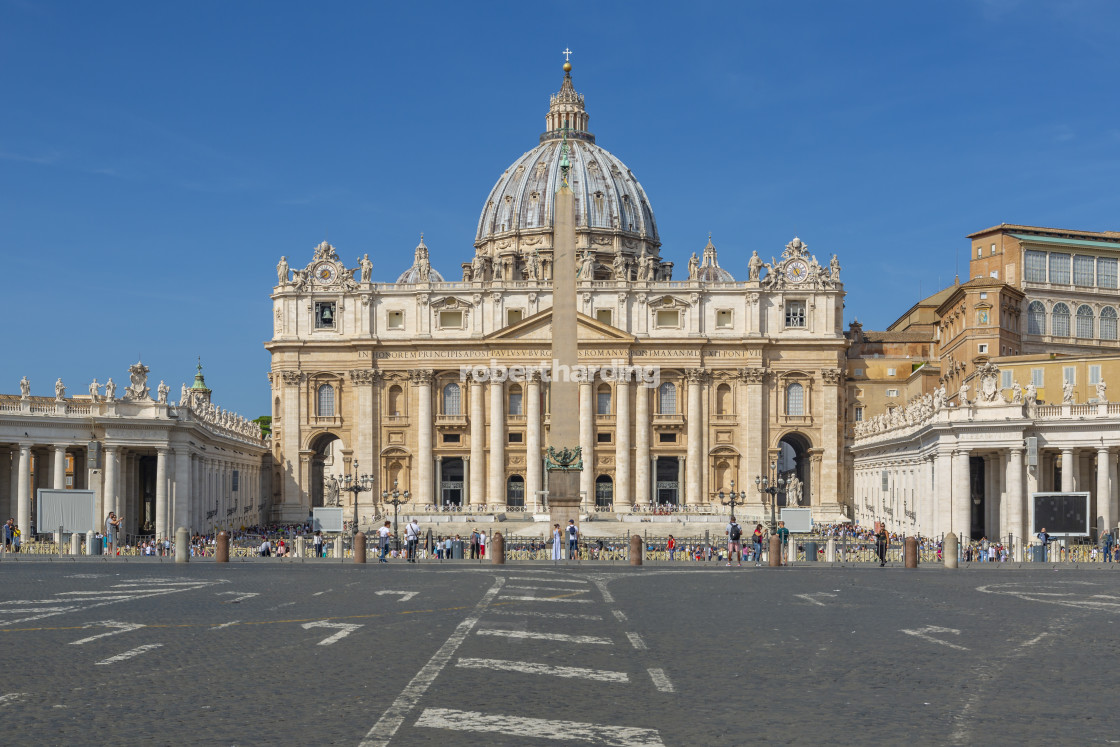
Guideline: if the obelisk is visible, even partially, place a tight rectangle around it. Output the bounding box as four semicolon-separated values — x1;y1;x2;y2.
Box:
546;58;583;528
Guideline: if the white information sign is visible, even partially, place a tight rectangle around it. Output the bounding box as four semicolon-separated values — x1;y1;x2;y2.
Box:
312;507;344;533
780;507;813;533
36;489;96;534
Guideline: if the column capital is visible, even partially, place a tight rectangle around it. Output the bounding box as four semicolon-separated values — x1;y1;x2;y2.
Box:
739;367;770;384
684;368;710;383
409;369;434;386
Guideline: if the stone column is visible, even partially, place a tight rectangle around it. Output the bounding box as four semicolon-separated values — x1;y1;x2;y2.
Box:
935;449;953;537
280;371;303;519
819;368;843;508
463;456;471;506
0;448;11;522
174;449;190;533
104;446;119;523
489;379;506;509
741;368;766;511
616;377;631;507
53;445;67;490
685;370;704;506
634;383;650;508
1007;448;1024;545
1110;452;1119;534
579;380;593;508
470;377;485;507
413;369;434;506
16;444;31;537
953;449;971;540
1098;447;1112;536
526;373;542;506
1061;448;1075;492
155;449;169;539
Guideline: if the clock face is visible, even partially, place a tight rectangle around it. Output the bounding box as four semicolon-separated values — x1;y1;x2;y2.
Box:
785;260;809;283
315;263;337;284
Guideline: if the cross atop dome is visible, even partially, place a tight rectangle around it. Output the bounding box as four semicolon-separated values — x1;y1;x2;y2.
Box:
543;54;592;143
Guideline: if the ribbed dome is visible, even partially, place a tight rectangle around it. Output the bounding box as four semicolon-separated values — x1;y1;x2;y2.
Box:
396;235;445;284
691;236;735;282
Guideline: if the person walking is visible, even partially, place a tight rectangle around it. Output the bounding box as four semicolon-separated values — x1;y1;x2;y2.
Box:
875;524;889;567
105;512;122;553
378;521;392;562
776;520;790;563
313;530;324;558
566;519;580;560
551;524;562;560
1037;527;1052;562
751;524;764;567
3;518;13;552
1102;528;1114;563
469;530;480;560
726;517;743;567
405;519;421;562
478;529;487;559
667;534;677;561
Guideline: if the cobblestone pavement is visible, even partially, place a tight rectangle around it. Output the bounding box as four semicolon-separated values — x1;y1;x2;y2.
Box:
1;559;1118;744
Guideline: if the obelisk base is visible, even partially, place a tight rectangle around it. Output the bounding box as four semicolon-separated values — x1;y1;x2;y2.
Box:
547;470;582;528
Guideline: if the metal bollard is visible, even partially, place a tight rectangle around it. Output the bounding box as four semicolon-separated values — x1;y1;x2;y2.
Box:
490;532;505;565
943;532;958;569
70;533;82;556
629;534;643;566
216;531;230;562
904;536;918;568
826;538;836;563
295;536;305;558
768;535;782;567
333;536;343;560
86;530;100;556
354;532;367;564
175;527;189;563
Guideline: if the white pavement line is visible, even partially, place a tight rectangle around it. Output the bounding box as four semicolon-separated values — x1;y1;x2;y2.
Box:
70;621;145;645
457;658;629;682
0;693;29;706
647;668;674;693
592;578;615;603
900;625;969;651
358;577;506;747
0;582;222;629
210;620;240;630
414;708;665;746
0;607;76;614
217;591;260;604
486;610;602;621
504;585;590;593
504;576;589;584
476;629;613;645
626;632;647;650
794;592;837;607
111;582;209;588
612;610;628;622
312;589;333;596
301;620;364;646
1021;632;1050;647
375;590;419;602
499;595;592;604
94;644;164;666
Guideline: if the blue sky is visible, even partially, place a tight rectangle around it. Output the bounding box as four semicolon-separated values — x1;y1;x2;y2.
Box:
3;0;1118;417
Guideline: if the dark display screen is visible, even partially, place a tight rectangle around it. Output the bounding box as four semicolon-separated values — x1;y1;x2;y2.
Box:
1032;493;1090;535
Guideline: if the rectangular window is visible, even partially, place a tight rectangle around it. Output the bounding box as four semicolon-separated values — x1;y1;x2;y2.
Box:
658;432;677;443
887;368;896;376
1031;368;1044;387
1024;250;1047;283
442;433;461;444
314;302;336;329
853;368;864;377
596;432;612;443
979;292;988;300
1049;253;1071;284
1063;366;1075;385
990;243;997;256
1074;255;1096;287
506;309;524;326
1001;370;1013;388
978;343;988;354
597;391;611;415
387;310;404;330
785;301;806;328
1090;365;1102;385
976;246;982;258
595;309;613;326
508;392;523;415
507;432;523;444
885;388;899;398
655;309;679;328
716;309;733;328
439;310;463;329
854;406;864;422
1099;257;1118;289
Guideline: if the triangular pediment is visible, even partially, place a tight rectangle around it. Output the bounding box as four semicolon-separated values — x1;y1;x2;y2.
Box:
486;308;636;343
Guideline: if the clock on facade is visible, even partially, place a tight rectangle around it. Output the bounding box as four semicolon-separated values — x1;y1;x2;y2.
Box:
315;263;337;284
785;259;809;283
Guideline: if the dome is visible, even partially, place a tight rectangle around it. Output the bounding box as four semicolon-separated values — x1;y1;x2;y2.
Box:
690;236;735;283
473;66;660;273
396;235;445;284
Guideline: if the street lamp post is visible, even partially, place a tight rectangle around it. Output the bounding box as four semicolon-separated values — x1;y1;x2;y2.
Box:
380;479;412;551
716;479;748;519
340;460;374;538
754;460;787;531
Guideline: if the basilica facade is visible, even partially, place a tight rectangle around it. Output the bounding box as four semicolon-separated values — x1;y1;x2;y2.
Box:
266;66;850;526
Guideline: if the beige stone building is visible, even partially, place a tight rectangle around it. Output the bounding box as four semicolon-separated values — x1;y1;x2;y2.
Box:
265;65;851;527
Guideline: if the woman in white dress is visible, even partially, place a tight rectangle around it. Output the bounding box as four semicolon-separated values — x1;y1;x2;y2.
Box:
551;524;562;560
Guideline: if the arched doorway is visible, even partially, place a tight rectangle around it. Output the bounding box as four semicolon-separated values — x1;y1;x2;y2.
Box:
441;457;464;506
777;433;811;507
595;474;613;508
656;457;680;505
309;433;345;508
506;475;525;507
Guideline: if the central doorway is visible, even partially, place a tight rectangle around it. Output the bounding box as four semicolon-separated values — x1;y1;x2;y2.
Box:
656;457;680;505
441;457;464;506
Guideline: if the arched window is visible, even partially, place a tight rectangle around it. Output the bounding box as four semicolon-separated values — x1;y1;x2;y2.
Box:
317;384;335;417
1027;301;1046;335
595;474;613;507
1101;307;1118;341
442;383;461;416
387;385;403;416
1051;303;1071;337
1076;305;1094;338
596;383;612;415
786;382;804;417
658;382;676;414
506;475;525;507
716;383;732;415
